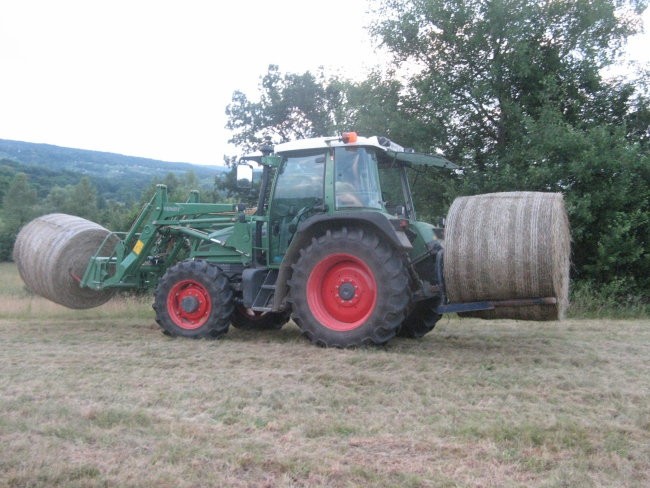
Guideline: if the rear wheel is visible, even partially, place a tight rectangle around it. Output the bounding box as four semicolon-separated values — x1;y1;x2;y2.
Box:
230;306;289;330
289;227;410;347
153;260;233;338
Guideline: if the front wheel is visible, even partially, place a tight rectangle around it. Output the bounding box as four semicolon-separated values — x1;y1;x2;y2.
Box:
153;260;233;338
289;227;410;347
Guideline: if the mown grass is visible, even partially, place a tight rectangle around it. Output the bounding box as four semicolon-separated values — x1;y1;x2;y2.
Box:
1;262;649;487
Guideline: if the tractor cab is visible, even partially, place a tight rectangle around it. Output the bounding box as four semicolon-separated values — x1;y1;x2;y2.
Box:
267;132;456;215
248;133;457;269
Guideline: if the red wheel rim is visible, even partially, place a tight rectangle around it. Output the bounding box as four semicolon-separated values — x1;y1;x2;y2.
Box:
306;253;377;331
167;279;212;329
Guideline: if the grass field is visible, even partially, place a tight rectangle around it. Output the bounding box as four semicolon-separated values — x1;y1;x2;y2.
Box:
1;262;649;487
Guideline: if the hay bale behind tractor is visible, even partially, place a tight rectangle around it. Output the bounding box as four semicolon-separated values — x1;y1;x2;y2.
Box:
443;192;570;320
13;213;119;309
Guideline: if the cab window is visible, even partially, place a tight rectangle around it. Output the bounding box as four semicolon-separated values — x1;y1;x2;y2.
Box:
334;147;382;210
273;152;325;200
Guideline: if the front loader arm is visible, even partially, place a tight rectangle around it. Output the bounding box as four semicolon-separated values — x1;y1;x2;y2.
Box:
81;184;170;290
81;185;243;291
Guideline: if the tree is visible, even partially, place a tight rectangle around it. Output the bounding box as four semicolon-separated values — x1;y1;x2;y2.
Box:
371;0;649;295
0;173;38;260
2;173;38;230
44;177;100;222
225;65;426;151
226;65;348;151
45;185;68;210
372;0;646;167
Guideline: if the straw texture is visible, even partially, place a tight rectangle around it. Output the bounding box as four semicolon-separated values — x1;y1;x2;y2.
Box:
13;213;119;309
443;192;570;320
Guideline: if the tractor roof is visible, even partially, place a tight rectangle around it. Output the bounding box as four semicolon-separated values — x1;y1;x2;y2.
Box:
274;134;394;153
274;134;458;170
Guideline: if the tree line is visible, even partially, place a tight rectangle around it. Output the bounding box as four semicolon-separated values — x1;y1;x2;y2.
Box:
225;0;649;300
0;169;232;261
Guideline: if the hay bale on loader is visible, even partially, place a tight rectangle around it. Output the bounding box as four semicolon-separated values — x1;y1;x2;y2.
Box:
13;213;119;309
443;192;570;320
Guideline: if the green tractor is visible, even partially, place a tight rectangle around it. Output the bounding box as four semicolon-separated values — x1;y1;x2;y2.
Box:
14;132;570;347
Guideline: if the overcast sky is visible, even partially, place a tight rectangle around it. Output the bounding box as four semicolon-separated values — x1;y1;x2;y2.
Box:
0;0;648;166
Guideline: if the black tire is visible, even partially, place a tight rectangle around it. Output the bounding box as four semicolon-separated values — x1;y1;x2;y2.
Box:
230;306;290;330
398;299;441;338
153;260;233;338
288;227;410;347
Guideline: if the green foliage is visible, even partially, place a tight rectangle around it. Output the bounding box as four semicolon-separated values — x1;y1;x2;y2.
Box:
0;144;230;258
226;65;346;151
0;140;226;203
2;173;37;227
1;157;84;199
569;279;649;318
225;66;431;153
45;177;101;222
0;173;39;260
0;231;14;263
142;170;216;205
102;201;139;233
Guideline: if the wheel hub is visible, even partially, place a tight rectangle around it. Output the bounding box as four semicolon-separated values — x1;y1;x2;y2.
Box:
338;282;356;301
181;295;200;313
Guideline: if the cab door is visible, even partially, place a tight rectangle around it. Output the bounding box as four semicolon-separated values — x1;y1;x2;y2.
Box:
267;151;326;265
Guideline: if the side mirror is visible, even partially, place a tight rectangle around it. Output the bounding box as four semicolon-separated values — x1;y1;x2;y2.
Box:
236;164;253;189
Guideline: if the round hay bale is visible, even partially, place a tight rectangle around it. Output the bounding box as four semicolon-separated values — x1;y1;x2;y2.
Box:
443;192;570;320
13;213;119;309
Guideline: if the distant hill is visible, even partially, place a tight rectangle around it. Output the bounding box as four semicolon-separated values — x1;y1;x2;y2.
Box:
0;139;227;203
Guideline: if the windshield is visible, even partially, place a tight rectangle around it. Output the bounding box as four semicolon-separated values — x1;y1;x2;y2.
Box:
334;147;382;210
273;151;325;200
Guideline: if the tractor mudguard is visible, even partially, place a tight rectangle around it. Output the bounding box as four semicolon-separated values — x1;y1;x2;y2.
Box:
271;211;413;311
296;211;413;251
